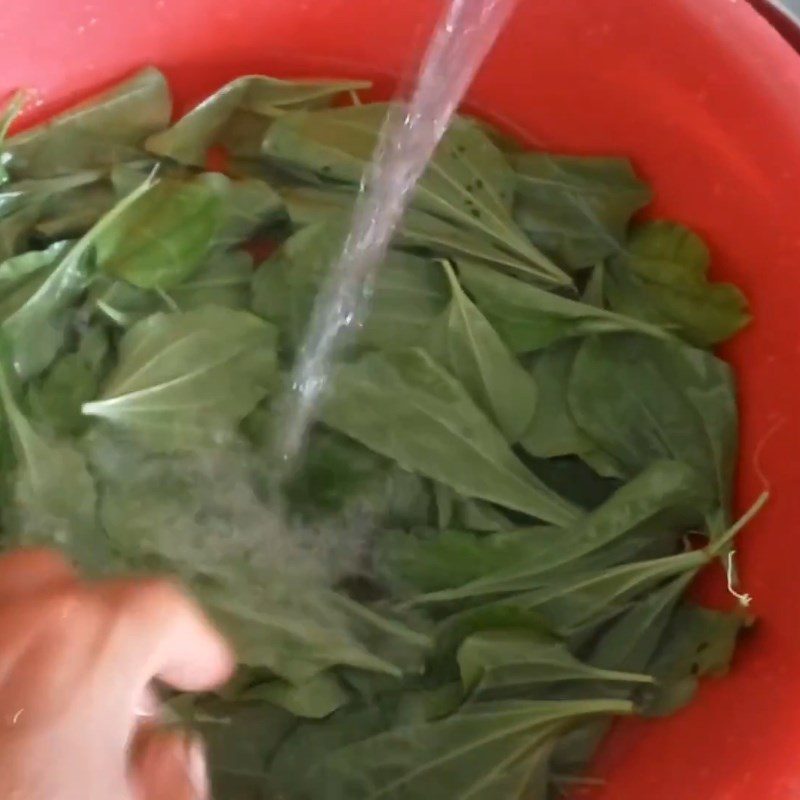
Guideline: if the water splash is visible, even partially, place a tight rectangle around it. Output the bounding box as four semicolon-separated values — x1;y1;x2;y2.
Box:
271;0;517;483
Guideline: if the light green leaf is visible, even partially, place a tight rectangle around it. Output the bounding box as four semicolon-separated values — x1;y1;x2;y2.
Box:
605;221;750;346
322;347;580;526
83;307;278;449
147;75;369;166
94;175;224;289
264;104;570;286
428;261;537;441
6;67;171;177
512;153;651;269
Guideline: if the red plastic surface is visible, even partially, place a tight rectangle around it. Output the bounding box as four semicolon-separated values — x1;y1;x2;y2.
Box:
2;1;800;797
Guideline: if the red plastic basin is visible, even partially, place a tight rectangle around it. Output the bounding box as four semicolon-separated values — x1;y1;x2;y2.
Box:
3;1;800;797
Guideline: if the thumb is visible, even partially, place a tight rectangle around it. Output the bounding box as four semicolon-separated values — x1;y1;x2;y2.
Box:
131;728;209;800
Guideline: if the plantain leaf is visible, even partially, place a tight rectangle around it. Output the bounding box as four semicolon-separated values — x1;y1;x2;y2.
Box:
512;153;651;270
0;345;100;567
82;306;278;449
253;221;449;351
264;104;570;286
428;261;537;441
147;75;370;166
568;333;738;532
93;175;224;289
457;258;666;354
457;630;652;692
605;221;750;346
6;67;171;177
322;347;580;527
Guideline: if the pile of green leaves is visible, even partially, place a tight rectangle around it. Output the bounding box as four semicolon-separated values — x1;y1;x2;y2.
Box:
0;68;758;799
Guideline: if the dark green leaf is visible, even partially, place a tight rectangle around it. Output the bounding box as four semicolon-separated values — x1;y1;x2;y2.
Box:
282;184;560;275
292;698;631;800
241;673;350;719
457;259;666;354
605;221;750;346
0;347;100;567
512;153;651;269
569;333;738;531
253;221;449;351
412;460;706;606
322;347;580;526
642;603;746;716
264;104;570;286
147;75;369;166
457;630;651;692
6;68;171;177
27;326;109;436
428;261;537;441
83;306;278;449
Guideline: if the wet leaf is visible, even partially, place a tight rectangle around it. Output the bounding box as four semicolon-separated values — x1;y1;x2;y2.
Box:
83;307;278;449
322;347;580;526
512;153;651;270
6;68;171;177
147;75;369;166
428;261;537;441
264;104;570;286
605;221;750;346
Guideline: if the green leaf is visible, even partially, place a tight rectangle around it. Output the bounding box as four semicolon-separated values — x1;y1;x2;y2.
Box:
377;527;555;595
94;175;224;289
294;699;632;800
322;347;580;527
264;104;570;286
457;259;666;354
512;153;651;270
0;348;100;567
568;333;738;530
518;340;598;460
6;68;171;177
3;179;155;378
457;630;652;692
200;173;284;250
0;171;103;258
147;75;369;166
428;262;538;441
411;460;706;607
83;307;278;449
282;184;561;276
0;91;26;183
241;673;350;719
605;221;750;346
588;573;693;673
27;326;109;436
642;603;746;717
253;221;449;351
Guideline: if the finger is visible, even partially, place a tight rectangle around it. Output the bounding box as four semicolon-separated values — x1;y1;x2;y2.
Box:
96;578;235;693
0;548;77;599
131;727;209;800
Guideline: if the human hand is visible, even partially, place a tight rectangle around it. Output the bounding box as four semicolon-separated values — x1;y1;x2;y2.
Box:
0;549;234;800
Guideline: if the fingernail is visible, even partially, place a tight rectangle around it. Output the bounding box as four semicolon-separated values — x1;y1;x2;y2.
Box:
184;736;209;800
